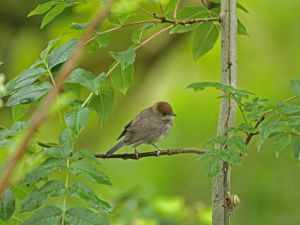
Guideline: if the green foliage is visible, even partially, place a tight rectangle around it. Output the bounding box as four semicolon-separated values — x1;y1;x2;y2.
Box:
65;207;109;225
192;22;219;60
290;80;300;96
0;189;15;221
64;107;89;136
21;206;62;225
110;64;134;94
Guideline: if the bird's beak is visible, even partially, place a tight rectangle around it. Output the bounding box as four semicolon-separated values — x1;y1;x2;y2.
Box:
172;113;176;117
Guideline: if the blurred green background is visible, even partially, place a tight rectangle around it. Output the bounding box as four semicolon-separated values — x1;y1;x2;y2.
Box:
1;0;300;224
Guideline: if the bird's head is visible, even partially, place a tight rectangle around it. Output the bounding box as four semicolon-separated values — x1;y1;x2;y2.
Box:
153;101;176;121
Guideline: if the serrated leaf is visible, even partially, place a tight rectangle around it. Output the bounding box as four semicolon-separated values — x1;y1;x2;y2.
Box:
193;22;219;60
89;74;114;125
65;108;89;136
109;48;136;68
28;1;58;17
70;161;111;185
219;150;241;165
5;68;47;94
40;36;61;60
5;82;52;107
65;207;109;225
71;149;96;161
21;180;64;212
290;80;300;97
20;206;62;225
12;104;30;121
293;137;300;160
110;64;134;94
272;132;292;158
59;128;74;154
44;146;67;159
41;2;67;28
186;81;252;98
257;117;284;151
67;68;98;94
96;33;112;48
70;22;89;30
176;6;209;20
228;135;246;154
48;38;79;69
68;182;112;214
237;20;248;36
22;158;66;185
0;189;15;221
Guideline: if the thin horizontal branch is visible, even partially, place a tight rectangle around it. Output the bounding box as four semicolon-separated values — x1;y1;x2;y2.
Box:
153;13;220;24
95;148;207;160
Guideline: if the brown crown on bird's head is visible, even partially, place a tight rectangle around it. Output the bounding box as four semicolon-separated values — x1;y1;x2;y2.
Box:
153;101;176;117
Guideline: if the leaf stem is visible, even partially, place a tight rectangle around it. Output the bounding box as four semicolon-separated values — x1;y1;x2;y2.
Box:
61;157;70;225
231;94;248;124
173;0;181;19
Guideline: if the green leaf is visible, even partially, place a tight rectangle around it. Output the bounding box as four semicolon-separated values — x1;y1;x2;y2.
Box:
219;150;241;165
5;68;47;94
67;68;98;94
237;2;249;14
170;23;201;34
109;48;136;68
163;0;177;15
89;74;114;125
5;82;52;107
71;149;96;161
290;80;300;97
132;24;156;45
20;206;62;225
0;189;15;221
237;20;248;36
70;22;89;30
21;180;64;212
28;1;58;17
70;161;111;185
193;22;219;60
48;38;80;69
40;36;61;60
176;6;209;20
257;117;284;151
65;207;109;225
228;135;246;154
59;128;74;154
65;108;89;136
272;132;292;157
68;182;112;214
293;137;300;160
12;104;30;121
186;81;252;98
110;64;134;94
22;158;65;185
41;2;67;28
205;157;220;177
96;33;112;48
44;146;67;159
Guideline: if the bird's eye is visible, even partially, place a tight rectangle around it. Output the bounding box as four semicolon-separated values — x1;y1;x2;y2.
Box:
162;112;167;116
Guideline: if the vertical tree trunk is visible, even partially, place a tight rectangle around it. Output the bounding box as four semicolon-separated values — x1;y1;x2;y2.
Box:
212;0;237;225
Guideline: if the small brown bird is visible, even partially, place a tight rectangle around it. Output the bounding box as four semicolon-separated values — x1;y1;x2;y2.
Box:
106;101;176;156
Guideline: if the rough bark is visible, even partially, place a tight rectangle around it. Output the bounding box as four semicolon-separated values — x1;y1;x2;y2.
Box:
212;0;237;225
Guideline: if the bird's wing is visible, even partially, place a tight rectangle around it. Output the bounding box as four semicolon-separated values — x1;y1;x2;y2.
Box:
116;120;132;140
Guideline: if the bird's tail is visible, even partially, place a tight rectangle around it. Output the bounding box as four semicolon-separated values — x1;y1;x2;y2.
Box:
106;139;125;155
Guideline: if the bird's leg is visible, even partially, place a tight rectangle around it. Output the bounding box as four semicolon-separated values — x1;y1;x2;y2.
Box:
152;144;161;156
134;147;139;159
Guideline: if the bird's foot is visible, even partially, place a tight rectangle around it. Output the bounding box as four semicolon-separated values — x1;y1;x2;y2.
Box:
156;150;161;156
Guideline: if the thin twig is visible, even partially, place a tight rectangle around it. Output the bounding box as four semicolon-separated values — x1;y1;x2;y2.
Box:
96;148;207;160
0;0;115;195
173;0;181;19
201;0;207;8
81;24;174;106
231;94;248;124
